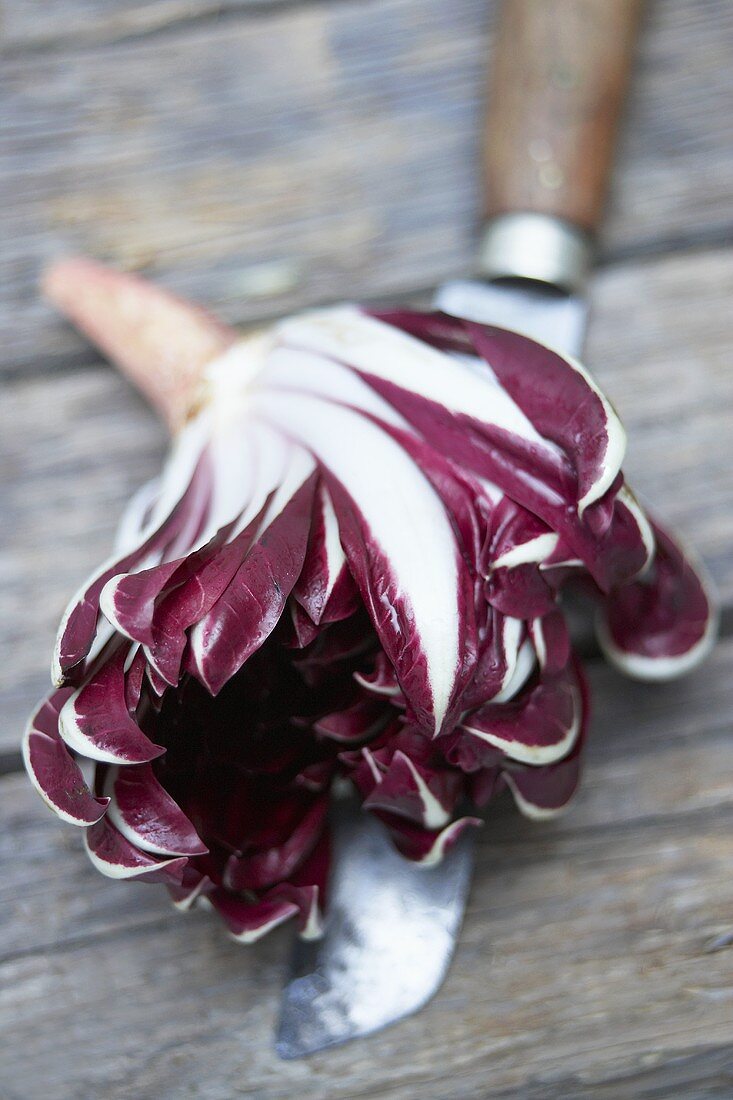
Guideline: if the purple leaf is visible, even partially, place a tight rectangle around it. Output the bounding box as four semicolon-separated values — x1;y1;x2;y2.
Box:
84;815;188;883
363;750;462;830
597;521;718;679
210;890;300;944
500;657;590;819
293;481;353;625
528;609;571;674
189;468;317;694
377;814;481;866
168;867;213;911
223;795;328;891
453;655;584;767
313;695;390;744
105;763;208;857
23;689;110;826
59;647;164;764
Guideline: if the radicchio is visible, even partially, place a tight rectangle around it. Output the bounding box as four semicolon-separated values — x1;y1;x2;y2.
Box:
25;266;716;944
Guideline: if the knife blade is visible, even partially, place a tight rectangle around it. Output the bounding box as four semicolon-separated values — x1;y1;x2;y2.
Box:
276;0;642;1058
436;209;590;358
276;796;475;1059
435;277;587;358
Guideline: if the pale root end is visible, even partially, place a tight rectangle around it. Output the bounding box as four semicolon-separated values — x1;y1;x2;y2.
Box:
43;258;238;431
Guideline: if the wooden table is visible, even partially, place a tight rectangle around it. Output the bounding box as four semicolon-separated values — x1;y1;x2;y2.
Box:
2;1;733;1095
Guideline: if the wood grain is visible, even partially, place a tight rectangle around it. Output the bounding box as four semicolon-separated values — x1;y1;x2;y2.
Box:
2;1;732;1093
2;0;733;376
484;0;642;230
2;0;287;52
2;639;732;1098
3;244;731;756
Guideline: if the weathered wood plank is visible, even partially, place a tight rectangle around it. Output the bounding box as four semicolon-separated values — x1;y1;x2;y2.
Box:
586;247;733;594
493;1049;733;1100
2;245;731;755
2;0;733;375
2;639;732;1098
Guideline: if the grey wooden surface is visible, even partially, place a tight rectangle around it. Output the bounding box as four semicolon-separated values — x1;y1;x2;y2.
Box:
3;0;733;374
2;646;733;1098
1;0;732;1097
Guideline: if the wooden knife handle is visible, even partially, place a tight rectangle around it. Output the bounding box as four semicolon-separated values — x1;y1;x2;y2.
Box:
484;0;643;234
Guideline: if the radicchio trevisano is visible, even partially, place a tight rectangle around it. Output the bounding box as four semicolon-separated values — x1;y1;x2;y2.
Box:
25;266;716;943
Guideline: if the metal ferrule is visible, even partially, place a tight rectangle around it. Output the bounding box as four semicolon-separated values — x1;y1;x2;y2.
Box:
478;212;592;294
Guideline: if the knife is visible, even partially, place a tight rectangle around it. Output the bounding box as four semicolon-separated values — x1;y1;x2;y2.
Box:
276;795;475;1059
277;0;643;1058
